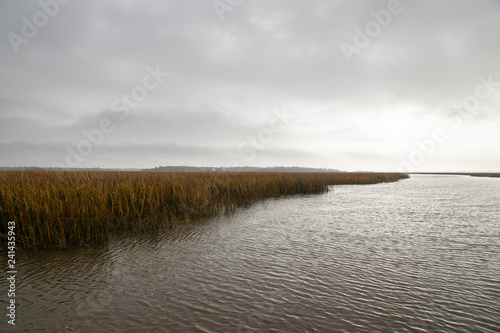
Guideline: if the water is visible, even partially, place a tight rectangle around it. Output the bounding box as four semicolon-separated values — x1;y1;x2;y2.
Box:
2;175;500;332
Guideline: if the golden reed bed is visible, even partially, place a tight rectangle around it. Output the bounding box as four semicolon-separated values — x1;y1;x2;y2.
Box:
0;171;407;250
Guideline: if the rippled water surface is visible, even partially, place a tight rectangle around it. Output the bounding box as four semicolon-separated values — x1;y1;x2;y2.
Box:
2;175;500;332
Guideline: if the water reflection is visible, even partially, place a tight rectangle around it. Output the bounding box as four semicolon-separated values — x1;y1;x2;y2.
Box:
2;175;499;332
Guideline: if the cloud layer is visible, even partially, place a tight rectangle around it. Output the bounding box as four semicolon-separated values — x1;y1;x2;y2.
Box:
1;0;499;171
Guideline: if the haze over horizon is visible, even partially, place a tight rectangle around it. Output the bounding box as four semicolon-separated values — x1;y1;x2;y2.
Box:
1;0;499;172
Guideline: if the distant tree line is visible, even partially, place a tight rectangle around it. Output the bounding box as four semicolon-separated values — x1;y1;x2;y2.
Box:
144;166;341;172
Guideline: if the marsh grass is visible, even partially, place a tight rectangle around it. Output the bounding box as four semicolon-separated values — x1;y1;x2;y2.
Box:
0;171;407;250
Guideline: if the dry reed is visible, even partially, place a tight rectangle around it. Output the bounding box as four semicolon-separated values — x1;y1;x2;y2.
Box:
0;171;408;250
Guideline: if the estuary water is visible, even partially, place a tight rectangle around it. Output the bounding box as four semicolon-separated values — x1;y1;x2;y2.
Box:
2;175;500;332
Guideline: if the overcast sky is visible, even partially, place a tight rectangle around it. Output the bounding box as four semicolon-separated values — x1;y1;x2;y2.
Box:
1;0;499;171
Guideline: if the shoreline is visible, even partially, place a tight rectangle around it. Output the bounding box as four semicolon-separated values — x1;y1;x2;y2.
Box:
411;172;500;178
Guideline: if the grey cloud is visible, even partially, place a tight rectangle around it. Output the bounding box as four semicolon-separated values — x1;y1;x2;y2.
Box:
1;0;499;171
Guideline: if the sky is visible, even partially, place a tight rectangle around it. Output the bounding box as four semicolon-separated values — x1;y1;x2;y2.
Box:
1;0;499;172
